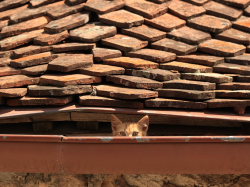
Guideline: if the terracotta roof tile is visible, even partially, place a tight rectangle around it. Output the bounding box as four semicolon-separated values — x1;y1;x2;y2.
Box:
30;0;60;7
213;63;250;75
0;0;29;12
225;54;250;65
92;48;122;62
216;90;250;98
78;64;125;76
233;15;250;32
0;4;28;21
183;0;210;6
0;20;9;30
84;0;124;14
0;51;13;58
13;45;52;58
21;64;48;76
244;5;250;16
181;73;233;83
0;88;27;97
0;57;11;67
52;43;95;53
215;0;250;9
217;82;250;90
33;30;69;45
0;66;21;77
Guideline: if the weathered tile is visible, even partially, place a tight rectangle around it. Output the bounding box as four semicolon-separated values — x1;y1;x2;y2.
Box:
47;54;93;72
215;28;250;45
188;15;232;33
237;75;250;82
198;39;246;57
225;54;250;65
84;0;124;14
217;82;250;90
213;63;250;75
99;9;144;28
158;89;215;100
52;43;95;53
101;34;148;52
106;75;163;89
0;58;11;67
79;95;144;109
181;73;233;83
0;88;27;97
66;0;86;5
103;57;158;69
78;64;125;76
0;20;9;30
233;16;250;32
0;4;28;21
166;26;211;45
21;64;48;76
13;45;52;58
204;1;242;21
0;29;44;50
7;96;74;106
1;16;51;38
70;23;117;42
145;98;207;109
182;0;210;5
33;30;69;45
47;3;85;19
40;74;102;87
160;61;212;73
163;79;215;91
0;75;39;88
0;66;21;77
151;38;197;55
95;85;158;99
44;12;90;33
144;13;186;31
10;52;57;68
30;0;60;7
28;85;92;96
168;0;205;20
121;25;166;42
176;53;224;67
92;48;122;62
126;69;180;81
125;49;176;63
0;51;13;58
215;0;250;8
125;1;168;19
0;0;29;12
216;90;250;98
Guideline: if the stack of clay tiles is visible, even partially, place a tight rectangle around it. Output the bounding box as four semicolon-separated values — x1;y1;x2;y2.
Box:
0;0;250;115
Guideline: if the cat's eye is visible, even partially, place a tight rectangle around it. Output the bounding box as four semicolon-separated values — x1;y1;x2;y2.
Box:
120;132;126;136
132;132;139;136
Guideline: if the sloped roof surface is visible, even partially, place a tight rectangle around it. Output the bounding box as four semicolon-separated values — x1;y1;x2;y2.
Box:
0;0;250;115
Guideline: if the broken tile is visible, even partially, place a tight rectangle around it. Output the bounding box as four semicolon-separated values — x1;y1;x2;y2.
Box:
40;74;102;87
176;53;224;67
233;16;250;32
216;90;250;98
78;64;125;76
145;98;207;109
0;58;11;67
99;9;144;28
95;85;158;99
1;16;51;38
10;52;57;68
28;85;92;96
0;75;39;88
125;1;168;19
0;4;28;21
103;57;158;69
47;54;93;72
237;75;250;82
126;69;180;81
52;43;95;53
0;67;21;77
144;13;186;32
188;15;232;33
106;75;163;89
168;0;205;20
7;96;74;106
21;64;48;76
198;39;246;57
0;29;44;50
160;61;212;73
225;54;250;65
0;0;29;12
125;49;176;63
44;12;90;33
13;45;52;58
66;0;86;5
182;0;209;5
47;3;85;19
151;38;197;55
0;20;9;30
213;63;250;75
163;79;216;91
92;48;122;62
204;1;242;21
121;25;166;42
181;73;233;83
34;30;69;46
217;82;250;90
70;22;117;42
84;0;124;14
0;88;27;97
79;95;144;108
101;34;148;52
215;0;250;9
0;51;13;58
166;26;211;45
158;89;215;100
30;0;60;7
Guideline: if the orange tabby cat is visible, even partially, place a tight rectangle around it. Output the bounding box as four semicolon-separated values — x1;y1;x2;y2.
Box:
111;114;149;136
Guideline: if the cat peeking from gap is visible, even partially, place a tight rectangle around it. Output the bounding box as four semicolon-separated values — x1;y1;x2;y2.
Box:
111;114;149;136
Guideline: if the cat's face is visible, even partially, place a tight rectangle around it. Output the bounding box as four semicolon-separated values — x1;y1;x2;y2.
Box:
111;114;149;136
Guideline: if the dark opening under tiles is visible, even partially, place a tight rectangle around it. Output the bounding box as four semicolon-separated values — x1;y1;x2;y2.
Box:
92;48;122;62
79;95;144;109
78;64;125;76
95;85;158;99
181;73;233;83
0;75;39;89
0;66;21;77
145;98;207;109
13;45;52;58
0;97;5;105
52;43;95;53
237;75;250;82
213;63;250;75
225;54;250;65
0;88;27;97
21;64;48;76
84;0;124;14
217;82;250;90
66;0;86;5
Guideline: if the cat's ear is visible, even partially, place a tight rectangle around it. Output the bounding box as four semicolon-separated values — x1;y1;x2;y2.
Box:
137;115;149;132
111;114;123;131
